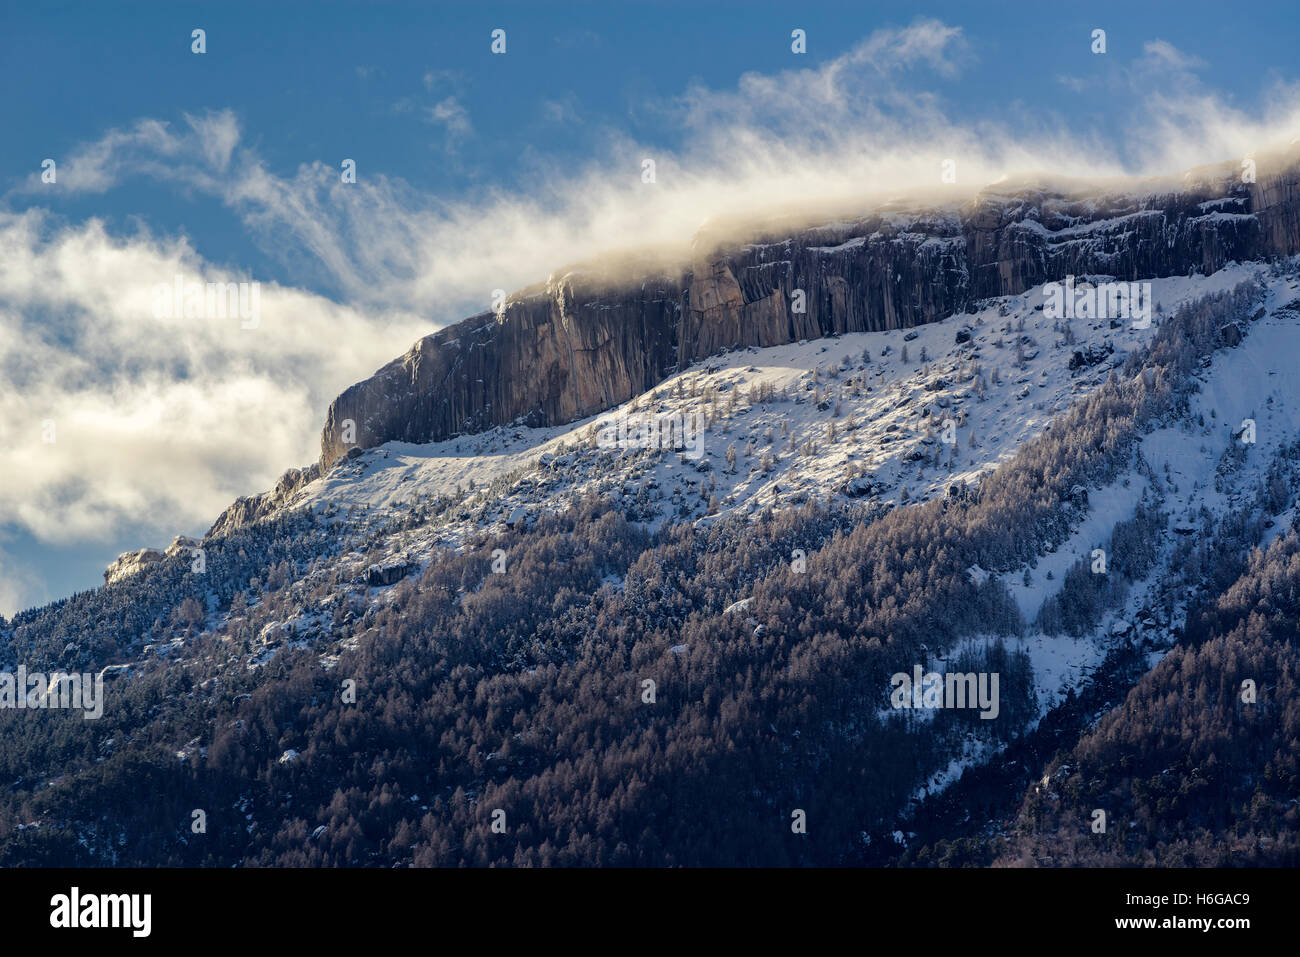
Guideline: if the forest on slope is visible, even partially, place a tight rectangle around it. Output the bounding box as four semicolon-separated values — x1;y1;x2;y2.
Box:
0;280;1288;866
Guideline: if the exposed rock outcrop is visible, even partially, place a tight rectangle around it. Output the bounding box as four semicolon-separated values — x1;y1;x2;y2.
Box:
103;547;165;585
317;147;1300;472
367;561;417;587
205;465;321;539
103;535;203;584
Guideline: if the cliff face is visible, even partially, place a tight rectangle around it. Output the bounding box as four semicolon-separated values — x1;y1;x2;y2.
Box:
318;151;1300;471
320;269;683;471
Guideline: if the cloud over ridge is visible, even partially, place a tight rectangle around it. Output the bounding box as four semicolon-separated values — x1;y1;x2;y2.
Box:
4;18;1300;614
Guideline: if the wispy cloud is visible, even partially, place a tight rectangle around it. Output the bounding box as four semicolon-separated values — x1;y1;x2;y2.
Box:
540;94;581;126
425;96;472;137
1055;74;1091;94
1141;38;1207;74
25;21;1300;324
0;207;428;559
14;111;240;196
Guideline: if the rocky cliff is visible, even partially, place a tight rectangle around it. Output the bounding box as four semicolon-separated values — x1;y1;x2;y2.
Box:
315;149;1300;472
103;536;201;585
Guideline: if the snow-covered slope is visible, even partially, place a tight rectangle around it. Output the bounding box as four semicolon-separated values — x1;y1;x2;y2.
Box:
258;264;1262;561
1013;271;1300;698
898;265;1300;813
87;258;1300;821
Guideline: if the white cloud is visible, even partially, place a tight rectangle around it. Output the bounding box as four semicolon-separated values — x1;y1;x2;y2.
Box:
196;20;1299;328
1055;74;1091;94
0;208;428;554
541;95;581;126
422;69;460;93
425;96;472;136
26;21;1300;329
14;111;239;197
1141;39;1207;74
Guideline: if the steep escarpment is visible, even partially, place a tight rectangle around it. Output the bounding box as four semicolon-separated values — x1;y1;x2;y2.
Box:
317;149;1300;470
320;267;683;473
205;465;321;539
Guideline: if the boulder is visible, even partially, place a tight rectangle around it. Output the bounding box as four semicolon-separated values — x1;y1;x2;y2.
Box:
367;562;416;587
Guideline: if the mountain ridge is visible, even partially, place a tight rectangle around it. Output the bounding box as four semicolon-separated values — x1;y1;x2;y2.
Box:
316;147;1300;478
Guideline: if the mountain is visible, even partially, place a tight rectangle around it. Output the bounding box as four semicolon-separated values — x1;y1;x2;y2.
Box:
317;147;1300;471
207;146;1300;537
4;149;1300;867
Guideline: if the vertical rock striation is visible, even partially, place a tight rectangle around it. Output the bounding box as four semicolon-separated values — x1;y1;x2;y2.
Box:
318;149;1300;471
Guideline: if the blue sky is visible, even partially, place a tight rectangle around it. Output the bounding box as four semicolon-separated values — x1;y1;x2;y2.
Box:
3;0;1300;616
